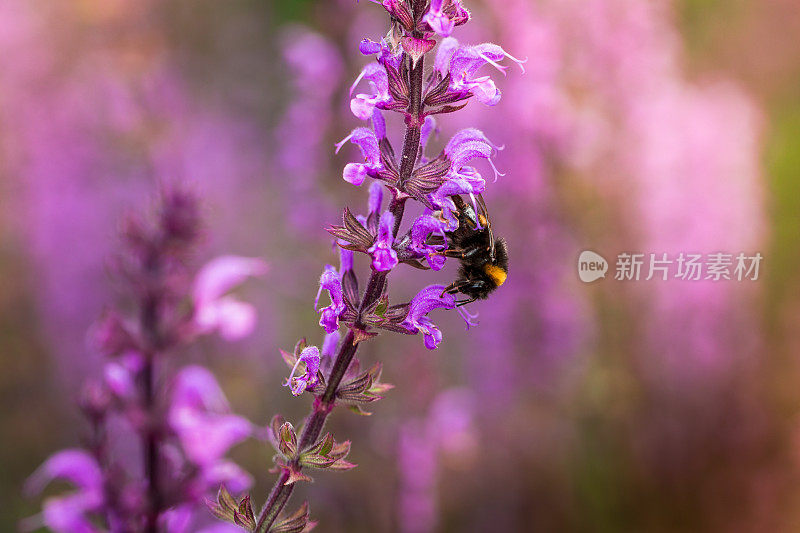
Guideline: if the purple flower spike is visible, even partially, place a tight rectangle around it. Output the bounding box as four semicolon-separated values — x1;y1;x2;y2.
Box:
368;211;398;271
285;346;321;396
402;285;457;349
336;127;383;186
193;255;267;341
315;264;346;332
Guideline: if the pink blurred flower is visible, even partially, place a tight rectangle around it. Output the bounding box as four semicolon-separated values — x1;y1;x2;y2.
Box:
168;366;253;491
192;256;267;341
100;352;145;402
24;450;104;533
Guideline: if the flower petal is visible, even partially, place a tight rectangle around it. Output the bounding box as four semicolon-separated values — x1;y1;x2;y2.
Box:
25;450;102;496
211;297;258;341
193;256;267;305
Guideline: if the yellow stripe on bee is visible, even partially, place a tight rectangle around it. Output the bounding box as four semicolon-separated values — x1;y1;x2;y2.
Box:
483;264;507;286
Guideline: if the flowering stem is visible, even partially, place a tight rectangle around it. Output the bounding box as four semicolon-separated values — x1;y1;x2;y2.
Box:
143;356;160;533
398;53;425;186
390;197;406;235
255;49;426;533
88;412;116;527
141;252;163;533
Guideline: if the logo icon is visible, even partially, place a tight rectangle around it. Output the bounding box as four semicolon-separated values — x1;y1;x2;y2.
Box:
578;250;608;283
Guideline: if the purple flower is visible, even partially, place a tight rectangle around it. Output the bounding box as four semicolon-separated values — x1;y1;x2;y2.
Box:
103;353;142;400
426;128;503;223
24;450;104;533
335;127;383;186
351;37;407;120
168;366;252;485
160;505;193;533
367;211;399;271
401;285;458;350
358;38;383;56
277;27;343;234
315;264;346;333
410;214;449;271
192;255;267;341
350;63;391;121
358;36;403;70
445;128;504;181
367;177;385;215
284;345;321;396
422;0;470;37
434;37;526;106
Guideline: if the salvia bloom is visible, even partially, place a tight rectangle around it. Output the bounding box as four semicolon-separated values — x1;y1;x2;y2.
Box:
284;346;322;396
211;1;519;531
401;285;457;349
193;256;269;341
25;188;264;533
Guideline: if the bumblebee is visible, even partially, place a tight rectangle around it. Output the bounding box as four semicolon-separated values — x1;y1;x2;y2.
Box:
432;194;508;306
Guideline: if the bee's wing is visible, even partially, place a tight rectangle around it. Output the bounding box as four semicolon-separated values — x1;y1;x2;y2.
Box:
476;193;496;261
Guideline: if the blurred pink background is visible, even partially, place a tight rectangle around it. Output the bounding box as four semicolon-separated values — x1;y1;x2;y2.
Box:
2;0;800;531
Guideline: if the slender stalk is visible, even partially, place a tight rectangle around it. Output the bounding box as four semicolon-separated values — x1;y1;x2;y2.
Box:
398;54;426;185
88;411;118;529
254;48;427;533
141;252;162;533
255;470;292;533
143;355;159;533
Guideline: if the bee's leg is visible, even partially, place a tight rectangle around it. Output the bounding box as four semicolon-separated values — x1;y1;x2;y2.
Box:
461;246;486;259
440;280;469;298
451;280;488;302
430;248;467;258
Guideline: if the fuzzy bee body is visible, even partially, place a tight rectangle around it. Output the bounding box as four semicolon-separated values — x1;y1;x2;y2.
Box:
436;194;508;306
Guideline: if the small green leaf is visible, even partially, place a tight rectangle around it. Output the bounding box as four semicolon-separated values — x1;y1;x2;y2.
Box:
278;422;297;457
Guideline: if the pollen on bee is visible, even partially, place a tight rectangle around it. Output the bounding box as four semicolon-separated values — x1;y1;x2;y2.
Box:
483;264;507;286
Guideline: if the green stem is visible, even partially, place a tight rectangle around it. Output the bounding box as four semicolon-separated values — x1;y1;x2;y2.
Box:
254;42;427;533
